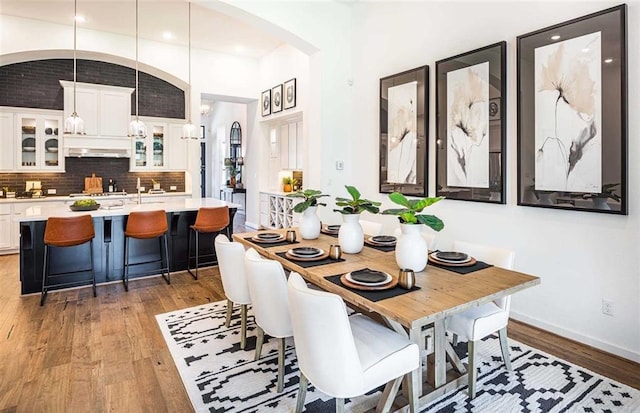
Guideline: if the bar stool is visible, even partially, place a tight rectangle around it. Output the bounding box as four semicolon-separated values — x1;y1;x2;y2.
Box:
41;215;96;306
123;210;170;291
187;206;229;279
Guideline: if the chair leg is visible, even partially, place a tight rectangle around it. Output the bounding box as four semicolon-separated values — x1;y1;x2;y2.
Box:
499;327;512;370
240;304;247;350
375;376;402;413
277;337;285;393
162;234;171;285
335;398;345;413
295;372;308;413
90;240;96;297
123;236;129;292
187;227;195;279
254;326;264;360
40;245;49;306
194;231;199;279
225;299;233;327
468;340;477;399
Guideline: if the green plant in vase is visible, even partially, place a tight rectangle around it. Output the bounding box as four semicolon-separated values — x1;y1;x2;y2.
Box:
288;189;328;239
381;192;445;231
287;189;329;213
333;185;381;215
333;185;381;254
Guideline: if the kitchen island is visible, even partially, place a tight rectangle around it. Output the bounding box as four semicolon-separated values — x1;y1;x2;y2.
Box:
18;198;240;295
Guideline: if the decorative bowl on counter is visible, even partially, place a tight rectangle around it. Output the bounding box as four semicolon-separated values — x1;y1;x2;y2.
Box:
70;199;100;211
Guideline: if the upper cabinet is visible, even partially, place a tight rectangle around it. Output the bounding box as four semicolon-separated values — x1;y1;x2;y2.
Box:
0;112;15;171
279;120;303;170
131;117;187;171
16;112;64;171
60;81;134;138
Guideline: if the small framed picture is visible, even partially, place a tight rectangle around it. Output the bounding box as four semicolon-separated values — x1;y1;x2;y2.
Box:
261;89;271;117
272;84;283;113
489;98;501;121
284;78;296;110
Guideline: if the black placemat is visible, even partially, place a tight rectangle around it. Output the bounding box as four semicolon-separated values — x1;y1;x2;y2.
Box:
364;243;396;252
244;237;299;248
325;273;420;302
320;231;339;238
428;259;493;274
275;252;345;268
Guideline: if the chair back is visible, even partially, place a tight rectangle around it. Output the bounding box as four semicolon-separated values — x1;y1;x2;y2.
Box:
244;249;292;338
394;226;437;250
44;215;95;247
193;206;229;233
214;234;251;305
287;272;364;397
452;240;515;310
360;220;383;236
125;210;168;239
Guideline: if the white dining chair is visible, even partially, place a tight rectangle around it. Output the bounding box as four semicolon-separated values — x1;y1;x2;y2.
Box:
244;248;293;393
446;240;516;399
287;272;420;413
393;226;437;250
214;234;251;349
360;219;383;236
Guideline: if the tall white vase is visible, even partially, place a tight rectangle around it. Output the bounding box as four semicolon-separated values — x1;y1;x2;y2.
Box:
299;206;321;239
395;223;428;271
338;214;364;254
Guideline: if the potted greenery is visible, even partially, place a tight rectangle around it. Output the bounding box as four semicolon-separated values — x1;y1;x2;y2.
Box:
282;177;294;193
287;189;329;239
333;185;381;253
382;192;444;271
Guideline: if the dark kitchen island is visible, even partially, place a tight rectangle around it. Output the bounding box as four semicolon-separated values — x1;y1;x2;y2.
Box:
18;198;239;295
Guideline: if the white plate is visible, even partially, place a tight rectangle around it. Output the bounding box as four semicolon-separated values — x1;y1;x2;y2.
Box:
429;252;472;264
287;247;324;258
345;271;392;287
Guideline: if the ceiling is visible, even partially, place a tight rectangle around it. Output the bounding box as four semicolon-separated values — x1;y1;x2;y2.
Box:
0;0;285;58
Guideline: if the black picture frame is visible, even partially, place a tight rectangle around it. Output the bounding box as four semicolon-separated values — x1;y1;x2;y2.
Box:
379;65;428;197
435;41;507;204
272;84;283;113
261;89;271;117
284;78;296;110
517;5;627;214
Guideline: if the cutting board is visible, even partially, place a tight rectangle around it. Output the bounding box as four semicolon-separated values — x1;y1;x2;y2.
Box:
84;173;103;194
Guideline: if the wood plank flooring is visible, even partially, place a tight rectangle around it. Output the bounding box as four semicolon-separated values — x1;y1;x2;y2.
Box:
0;220;637;411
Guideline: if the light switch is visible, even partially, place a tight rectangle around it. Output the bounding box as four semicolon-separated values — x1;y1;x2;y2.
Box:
336;161;344;170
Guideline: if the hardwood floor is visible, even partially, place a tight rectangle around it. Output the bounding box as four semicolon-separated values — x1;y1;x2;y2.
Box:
0;218;637;411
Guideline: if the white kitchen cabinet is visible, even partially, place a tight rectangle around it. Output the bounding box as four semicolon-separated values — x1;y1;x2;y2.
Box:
131;119;167;170
0;111;15;171
260;192;300;229
16;112;64;171
167;123;188;171
0;204;11;250
277;120;303;170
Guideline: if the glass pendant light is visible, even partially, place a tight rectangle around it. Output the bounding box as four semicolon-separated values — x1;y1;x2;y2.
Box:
63;0;85;135
181;1;197;139
128;0;147;138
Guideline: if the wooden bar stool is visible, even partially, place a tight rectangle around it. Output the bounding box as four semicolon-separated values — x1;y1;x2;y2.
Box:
123;210;170;291
41;215;96;306
187;206;229;279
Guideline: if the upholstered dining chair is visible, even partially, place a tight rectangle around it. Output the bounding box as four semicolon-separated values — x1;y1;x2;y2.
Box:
244;248;293;393
360;219;383;236
287;272;420;413
446;240;516;399
393;227;437;250
214;234;251;349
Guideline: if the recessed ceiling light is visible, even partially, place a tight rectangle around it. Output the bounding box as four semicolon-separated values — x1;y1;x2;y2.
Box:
551;35;561;40
234;45;245;53
582;48;590;53
604;58;614;63
162;31;174;40
75;15;85;23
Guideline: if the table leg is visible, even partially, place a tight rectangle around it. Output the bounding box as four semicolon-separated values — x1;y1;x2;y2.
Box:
433;318;446;387
409;327;422;399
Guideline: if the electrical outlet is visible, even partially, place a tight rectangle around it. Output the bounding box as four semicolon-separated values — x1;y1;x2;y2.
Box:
139;186;145;192
47;189;56;195
336;160;344;170
602;299;614;316
170;185;177;191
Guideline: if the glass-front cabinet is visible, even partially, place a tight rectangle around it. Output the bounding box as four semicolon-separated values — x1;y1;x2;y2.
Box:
17;113;64;171
130;119;167;170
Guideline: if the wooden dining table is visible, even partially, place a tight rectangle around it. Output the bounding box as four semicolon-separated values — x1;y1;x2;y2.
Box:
233;228;540;409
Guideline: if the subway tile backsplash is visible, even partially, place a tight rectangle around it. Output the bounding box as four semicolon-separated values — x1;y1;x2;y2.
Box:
0;158;185;195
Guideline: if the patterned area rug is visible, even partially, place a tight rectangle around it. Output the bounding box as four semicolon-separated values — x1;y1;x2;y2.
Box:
155;301;640;413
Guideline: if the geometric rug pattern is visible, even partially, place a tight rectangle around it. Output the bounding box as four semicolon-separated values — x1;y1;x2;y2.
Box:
156;301;640;413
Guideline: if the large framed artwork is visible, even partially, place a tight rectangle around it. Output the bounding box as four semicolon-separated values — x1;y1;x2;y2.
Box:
379;66;428;196
261;89;271;117
517;5;627;214
435;41;507;204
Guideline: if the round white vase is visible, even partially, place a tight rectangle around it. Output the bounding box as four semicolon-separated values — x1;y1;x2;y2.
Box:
299;206;321;239
338;214;364;254
395;223;428;272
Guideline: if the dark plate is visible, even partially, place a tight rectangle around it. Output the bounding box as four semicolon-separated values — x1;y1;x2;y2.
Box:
372;235;396;243
70;203;100;211
291;247;322;256
256;232;281;239
327;225;340;230
435;251;469;262
350;268;388;284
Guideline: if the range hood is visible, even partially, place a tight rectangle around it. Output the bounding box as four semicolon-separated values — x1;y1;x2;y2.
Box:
65;147;130;158
64;135;131;158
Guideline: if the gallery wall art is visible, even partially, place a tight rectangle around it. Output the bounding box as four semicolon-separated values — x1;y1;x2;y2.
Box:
436;41;507;204
261;89;271;117
272;84;283;114
517;5;627;214
284;78;297;110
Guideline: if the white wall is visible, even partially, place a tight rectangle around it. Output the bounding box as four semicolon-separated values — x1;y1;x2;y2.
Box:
348;1;639;361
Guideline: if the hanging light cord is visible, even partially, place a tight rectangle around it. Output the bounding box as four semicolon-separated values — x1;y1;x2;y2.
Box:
135;0;140;122
187;1;191;124
73;0;78;115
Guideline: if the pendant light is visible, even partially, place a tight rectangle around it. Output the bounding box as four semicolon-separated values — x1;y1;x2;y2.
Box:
128;0;147;138
63;0;85;135
181;1;197;139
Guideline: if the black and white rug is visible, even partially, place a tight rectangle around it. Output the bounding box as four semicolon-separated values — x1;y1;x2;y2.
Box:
156;301;640;413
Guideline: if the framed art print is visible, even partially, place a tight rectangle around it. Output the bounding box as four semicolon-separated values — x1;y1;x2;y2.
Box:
261;89;271;117
436;41;507;204
379;65;428;197
517;5;627;214
272;84;283;113
284;78;296;110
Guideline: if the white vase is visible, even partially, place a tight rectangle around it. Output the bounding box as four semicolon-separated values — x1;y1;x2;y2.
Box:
299;206;321;239
395;223;428;272
338;214;364;254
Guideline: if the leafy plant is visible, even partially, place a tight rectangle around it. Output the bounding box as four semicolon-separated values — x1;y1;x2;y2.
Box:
381;192;445;231
287;189;329;213
282;176;292;185
334;185;381;215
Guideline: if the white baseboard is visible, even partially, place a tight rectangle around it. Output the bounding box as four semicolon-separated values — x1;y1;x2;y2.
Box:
510;310;640;363
243;221;260;230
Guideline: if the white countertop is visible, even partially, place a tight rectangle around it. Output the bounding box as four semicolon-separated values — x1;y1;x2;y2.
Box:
17;197;240;222
0;192;191;204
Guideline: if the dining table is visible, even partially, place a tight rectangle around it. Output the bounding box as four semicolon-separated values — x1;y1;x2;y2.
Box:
233;228;540;410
